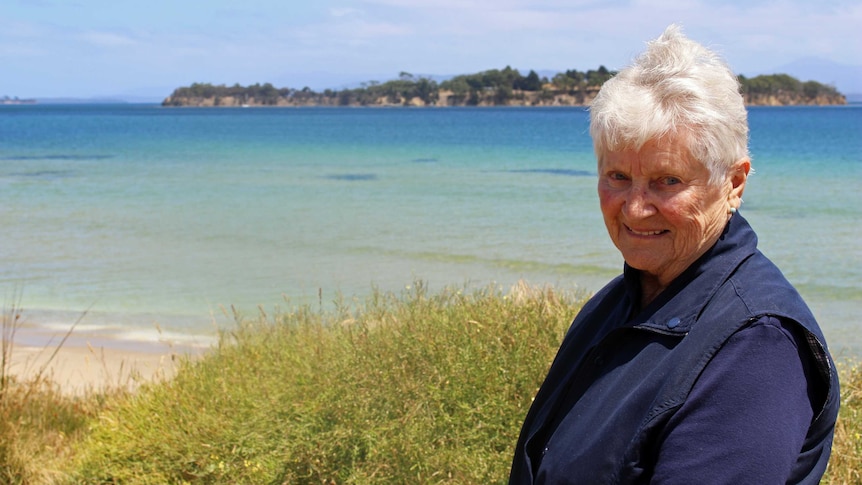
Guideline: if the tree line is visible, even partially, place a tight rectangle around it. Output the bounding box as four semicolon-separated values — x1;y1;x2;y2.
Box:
737;73;841;98
163;66;616;107
163;67;843;107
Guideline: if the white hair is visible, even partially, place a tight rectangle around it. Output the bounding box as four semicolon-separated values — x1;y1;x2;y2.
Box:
589;24;749;184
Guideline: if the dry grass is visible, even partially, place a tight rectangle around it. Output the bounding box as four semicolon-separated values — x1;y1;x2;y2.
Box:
1;284;860;483
0;299;109;484
824;360;862;484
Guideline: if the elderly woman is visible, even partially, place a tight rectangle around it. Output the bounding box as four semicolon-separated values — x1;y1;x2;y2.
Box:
509;25;840;484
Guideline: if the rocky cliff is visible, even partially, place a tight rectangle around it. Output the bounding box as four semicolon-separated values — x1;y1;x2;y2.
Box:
163;89;846;107
163;78;846;108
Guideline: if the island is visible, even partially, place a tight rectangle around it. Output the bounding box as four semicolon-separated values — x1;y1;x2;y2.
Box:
1;95;37;105
162;67;846;108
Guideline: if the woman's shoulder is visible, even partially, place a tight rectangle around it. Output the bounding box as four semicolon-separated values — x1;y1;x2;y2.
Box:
728;250;818;326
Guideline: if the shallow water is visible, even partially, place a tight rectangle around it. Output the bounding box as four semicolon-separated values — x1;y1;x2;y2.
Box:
1;105;860;355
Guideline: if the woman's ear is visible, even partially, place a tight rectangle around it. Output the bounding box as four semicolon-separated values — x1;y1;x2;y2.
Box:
728;158;751;209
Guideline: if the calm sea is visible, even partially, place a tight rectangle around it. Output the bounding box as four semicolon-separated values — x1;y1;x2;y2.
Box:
1;105;860;355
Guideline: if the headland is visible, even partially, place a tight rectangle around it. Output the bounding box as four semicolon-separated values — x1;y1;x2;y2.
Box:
162;68;847;107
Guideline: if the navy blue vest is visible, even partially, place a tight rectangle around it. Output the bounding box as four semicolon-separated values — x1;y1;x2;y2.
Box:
509;215;840;484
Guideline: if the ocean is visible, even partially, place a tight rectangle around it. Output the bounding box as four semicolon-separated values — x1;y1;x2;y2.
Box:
1;104;860;355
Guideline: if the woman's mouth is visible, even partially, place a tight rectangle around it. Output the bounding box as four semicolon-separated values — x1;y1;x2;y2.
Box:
626;226;667;236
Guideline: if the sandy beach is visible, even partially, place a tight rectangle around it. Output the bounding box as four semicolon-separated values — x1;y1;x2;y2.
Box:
6;325;213;395
9;344;185;395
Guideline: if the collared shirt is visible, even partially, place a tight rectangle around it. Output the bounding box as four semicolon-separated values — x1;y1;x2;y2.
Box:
509;214;839;484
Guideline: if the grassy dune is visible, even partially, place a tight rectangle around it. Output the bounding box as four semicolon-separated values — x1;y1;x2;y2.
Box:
1;282;860;484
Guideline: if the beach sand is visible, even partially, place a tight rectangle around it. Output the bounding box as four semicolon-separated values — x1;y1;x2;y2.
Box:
8;344;191;395
6;326;213;395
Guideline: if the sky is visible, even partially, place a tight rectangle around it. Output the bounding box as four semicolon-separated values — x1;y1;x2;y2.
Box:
2;0;861;100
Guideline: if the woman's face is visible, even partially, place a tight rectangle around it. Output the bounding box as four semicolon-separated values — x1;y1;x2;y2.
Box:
597;137;747;287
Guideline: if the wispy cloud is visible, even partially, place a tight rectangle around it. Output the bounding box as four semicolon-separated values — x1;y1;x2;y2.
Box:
292;17;412;48
329;7;363;17
79;30;137;47
359;0;611;9
1;0;859;97
0;44;45;57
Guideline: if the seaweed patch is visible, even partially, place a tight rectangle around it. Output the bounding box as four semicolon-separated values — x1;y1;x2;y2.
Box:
0;154;113;161
8;170;75;179
507;168;593;177
325;173;378;181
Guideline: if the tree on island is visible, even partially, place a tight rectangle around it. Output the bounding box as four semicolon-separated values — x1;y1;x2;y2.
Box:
162;68;844;107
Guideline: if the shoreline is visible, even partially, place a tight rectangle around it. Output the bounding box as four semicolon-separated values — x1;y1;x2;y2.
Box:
6;296;861;396
8;343;195;395
6;323;215;396
160;99;849;108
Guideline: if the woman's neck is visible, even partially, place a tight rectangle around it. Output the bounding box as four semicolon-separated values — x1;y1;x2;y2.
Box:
639;274;667;310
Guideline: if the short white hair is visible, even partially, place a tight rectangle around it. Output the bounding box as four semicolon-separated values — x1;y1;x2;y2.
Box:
589;24;749;184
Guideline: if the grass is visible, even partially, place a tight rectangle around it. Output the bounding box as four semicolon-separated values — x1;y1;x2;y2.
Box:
68;281;581;484
825;359;862;484
1;282;860;483
0;298;110;484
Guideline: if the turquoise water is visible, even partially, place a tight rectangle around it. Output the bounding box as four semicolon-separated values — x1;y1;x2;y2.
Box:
1;105;860;355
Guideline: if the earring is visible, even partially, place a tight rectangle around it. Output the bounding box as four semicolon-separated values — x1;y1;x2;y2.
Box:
729;207;737;214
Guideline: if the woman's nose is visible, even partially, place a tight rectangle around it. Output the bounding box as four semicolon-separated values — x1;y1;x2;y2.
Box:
622;185;656;219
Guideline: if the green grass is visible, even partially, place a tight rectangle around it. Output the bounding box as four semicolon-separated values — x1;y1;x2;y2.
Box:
1;300;113;484
1;282;860;483
824;359;862;484
68;282;582;483
0;377;108;484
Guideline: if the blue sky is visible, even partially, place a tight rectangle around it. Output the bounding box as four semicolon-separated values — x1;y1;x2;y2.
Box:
2;0;861;100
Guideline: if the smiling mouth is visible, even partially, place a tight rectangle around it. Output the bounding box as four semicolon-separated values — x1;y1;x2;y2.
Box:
626;226;667;236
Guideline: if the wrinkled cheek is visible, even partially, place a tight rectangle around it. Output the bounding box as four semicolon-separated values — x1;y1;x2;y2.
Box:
597;192;620;221
679;218;712;254
597;184;614;206
600;209;619;235
599;215;620;249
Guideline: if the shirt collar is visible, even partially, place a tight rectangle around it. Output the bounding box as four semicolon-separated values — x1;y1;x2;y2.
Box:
625;213;758;334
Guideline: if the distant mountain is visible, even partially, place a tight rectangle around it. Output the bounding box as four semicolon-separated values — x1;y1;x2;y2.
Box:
764;57;862;94
34;97;125;104
34;97;140;104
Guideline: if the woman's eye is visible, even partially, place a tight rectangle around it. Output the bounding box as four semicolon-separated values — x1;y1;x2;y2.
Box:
610;172;628;181
663;176;681;185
